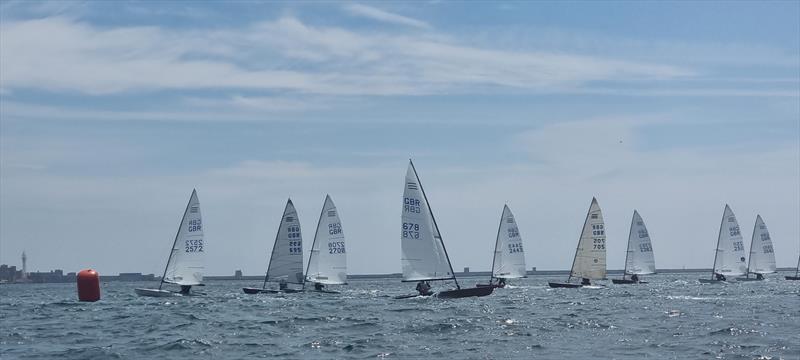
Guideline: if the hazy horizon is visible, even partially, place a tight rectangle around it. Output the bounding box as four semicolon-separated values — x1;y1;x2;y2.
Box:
1;1;798;276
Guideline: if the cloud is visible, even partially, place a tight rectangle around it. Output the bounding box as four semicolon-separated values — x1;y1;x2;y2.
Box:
343;3;430;29
0;16;692;96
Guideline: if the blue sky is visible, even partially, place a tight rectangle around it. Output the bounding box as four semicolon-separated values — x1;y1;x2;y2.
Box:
1;1;798;276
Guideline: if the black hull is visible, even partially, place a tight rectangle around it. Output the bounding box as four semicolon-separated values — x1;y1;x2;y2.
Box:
611;279;647;284
785;276;800;280
311;289;340;294
243;287;302;294
476;283;504;288
393;293;433;300
548;282;582;288
437;286;494;299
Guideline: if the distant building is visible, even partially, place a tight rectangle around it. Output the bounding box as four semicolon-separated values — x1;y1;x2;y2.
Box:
463;267;470;273
234;270;243;279
21;251;28;280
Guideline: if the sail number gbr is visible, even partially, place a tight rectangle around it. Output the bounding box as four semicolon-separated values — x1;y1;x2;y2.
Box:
187;219;202;232
403;222;420;239
404;198;421;213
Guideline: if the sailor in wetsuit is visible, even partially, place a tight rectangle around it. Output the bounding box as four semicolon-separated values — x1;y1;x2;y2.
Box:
179;285;191;295
630;274;639;283
715;273;726;281
497;278;506;287
278;280;288;291
314;282;324;291
416;281;432;295
756;273;764;280
581;278;591;286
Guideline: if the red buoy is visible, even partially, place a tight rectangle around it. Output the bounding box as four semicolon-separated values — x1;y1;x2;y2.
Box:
77;269;100;302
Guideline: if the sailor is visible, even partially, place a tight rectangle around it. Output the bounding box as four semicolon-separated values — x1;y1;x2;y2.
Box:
756;273;764;280
179;285;191;295
314;282;324;291
715;273;726;281
497;278;506;287
630;274;639;283
416;280;432;295
278;280;288;291
581;278;591;285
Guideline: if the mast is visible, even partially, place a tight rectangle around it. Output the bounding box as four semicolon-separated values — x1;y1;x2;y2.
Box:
709;205;728;280
795;254;799;278
262;199;291;289
410;160;459;289
567;198;596;283
488;205;506;283
744;216;759;278
303;195;328;290
159;189;195;290
621;210;636;280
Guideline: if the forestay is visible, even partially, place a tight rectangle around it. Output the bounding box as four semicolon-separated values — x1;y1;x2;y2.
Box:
401;161;454;282
305;195;347;285
624;210;656;275
713;205;747;276
570;198;606;280
265;200;304;284
747;215;776;275
163;189;205;286
492;205;527;279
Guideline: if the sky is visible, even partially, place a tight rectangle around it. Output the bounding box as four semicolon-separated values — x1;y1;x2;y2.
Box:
1;1;798;277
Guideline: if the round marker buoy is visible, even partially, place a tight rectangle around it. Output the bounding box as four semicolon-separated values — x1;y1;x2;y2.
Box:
77;269;100;302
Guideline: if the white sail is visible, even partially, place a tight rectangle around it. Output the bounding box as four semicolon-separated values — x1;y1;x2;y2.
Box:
491;205;527;279
401;161;454;282
305;195;347;285
265;199;305;284
624;210;656;275
163;189;204;286
747;215;776;275
570;198;606;280
712;205;747;276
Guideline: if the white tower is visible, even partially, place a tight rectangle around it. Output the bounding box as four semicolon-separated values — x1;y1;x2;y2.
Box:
21;251;27;280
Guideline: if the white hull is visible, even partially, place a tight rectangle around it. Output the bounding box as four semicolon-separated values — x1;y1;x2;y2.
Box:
135;288;178;297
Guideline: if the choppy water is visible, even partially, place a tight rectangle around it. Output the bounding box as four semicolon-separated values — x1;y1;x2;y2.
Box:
1;272;798;359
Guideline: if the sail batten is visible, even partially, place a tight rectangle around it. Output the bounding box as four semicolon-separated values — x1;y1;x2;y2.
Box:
264;200;304;285
747;215;776;275
624;210;656;275
712;205;747;277
305;195;347;285
401;161;455;282
162;190;205;286
491;205;527;279
569;198;606;280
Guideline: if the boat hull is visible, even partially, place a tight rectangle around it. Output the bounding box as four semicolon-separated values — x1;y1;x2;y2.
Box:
437;286;494;299
548;282;583;288
135;288;178;297
394;293;434;299
785;276;800;280
242;287;282;294
476;283;503;288
611;279;647;284
698;279;726;284
735;277;763;282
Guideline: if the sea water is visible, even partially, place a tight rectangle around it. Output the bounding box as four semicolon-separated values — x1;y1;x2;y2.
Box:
1;272;798;359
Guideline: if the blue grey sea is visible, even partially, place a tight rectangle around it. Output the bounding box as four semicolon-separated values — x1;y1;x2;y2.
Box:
1;272;798;359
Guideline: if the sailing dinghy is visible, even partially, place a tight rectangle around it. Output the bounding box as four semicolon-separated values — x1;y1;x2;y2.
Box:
699;205;747;283
612;210;655;284
786;255;800;280
135;189;205;297
737;215;776;281
548;198;606;289
303;195;347;294
243;199;305;294
477;205;527;288
395;160;493;299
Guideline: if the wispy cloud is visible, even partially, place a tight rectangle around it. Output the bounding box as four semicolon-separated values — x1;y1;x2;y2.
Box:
343;3;430;29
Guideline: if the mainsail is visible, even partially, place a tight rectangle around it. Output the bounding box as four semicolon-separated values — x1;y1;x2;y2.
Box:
401;161;456;282
305;195;347;285
162;189;204;286
491;205;527;279
747;215;776;275
623;210;656;275
711;205;747;276
264;199;304;285
569;198;606;280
